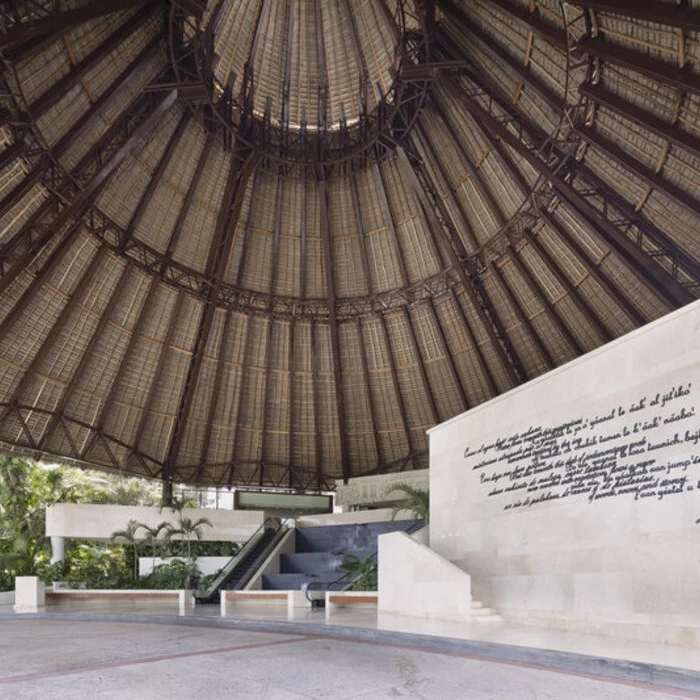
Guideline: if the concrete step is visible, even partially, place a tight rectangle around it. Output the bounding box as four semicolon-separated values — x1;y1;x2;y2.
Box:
470;600;503;622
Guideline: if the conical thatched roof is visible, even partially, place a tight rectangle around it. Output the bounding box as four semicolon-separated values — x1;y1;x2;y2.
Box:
0;0;697;492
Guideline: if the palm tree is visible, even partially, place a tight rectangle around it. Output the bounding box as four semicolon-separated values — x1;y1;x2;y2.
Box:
387;483;430;523
140;521;173;571
110;519;142;580
167;516;212;588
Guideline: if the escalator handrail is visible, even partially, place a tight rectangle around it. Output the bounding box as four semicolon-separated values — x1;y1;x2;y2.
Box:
303;519;426;603
198;517;285;598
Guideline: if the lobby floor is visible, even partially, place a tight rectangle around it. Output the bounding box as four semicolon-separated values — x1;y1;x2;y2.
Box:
1;600;699;698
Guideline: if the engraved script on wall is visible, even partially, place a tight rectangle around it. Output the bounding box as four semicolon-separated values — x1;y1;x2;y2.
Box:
463;383;700;511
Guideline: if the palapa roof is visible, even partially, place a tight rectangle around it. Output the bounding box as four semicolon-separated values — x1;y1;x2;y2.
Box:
0;0;698;492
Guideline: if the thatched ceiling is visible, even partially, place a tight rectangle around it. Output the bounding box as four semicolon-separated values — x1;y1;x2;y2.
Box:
0;0;698;492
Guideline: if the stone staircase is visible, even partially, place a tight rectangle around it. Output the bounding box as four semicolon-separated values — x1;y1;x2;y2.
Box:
469;599;503;622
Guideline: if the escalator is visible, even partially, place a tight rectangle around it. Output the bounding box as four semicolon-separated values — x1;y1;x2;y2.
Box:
195;517;287;603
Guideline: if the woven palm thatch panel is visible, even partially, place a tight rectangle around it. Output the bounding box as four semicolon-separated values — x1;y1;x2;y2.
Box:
519;242;603;354
273;174;304;297
582;147;699;266
499;256;577;368
134;119;207;255
136;295;201;463
54;49;164;173
408;303;464;421
549;204;671;322
339;320;379;472
238;168;277;294
291;322;316;470
0;235;100;394
34;15;162;151
482;267;547;380
380;156;443;283
535;225;636;339
360;317;410;466
353;165;405;293
95;105;182;228
175;308;227;467
14;11;130;105
174;144;236;274
595;12;688;65
327;177;366;298
0;169;47;247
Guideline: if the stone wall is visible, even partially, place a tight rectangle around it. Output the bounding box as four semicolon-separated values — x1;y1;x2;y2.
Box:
428;300;700;646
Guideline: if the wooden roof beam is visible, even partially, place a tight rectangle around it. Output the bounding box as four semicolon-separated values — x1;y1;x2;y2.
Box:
317;167;350;484
576;37;700;98
0;0;157;51
163;148;259;488
24;4;159;120
439;0;567;51
537;208;647;327
575;125;700;221
37;263;132;451
523;229;613;343
0;89;178;296
506;243;585;356
578;0;700;33
579;82;700;161
489;261;555;371
444;75;695;308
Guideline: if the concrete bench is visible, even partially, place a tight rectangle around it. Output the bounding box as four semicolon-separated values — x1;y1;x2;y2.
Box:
220;589;310;616
325;590;378;618
46;588;194;614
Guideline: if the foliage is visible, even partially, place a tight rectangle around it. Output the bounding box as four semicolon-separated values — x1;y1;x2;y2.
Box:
110;519;144;581
0;456;64;589
166;516;213;587
339;554;377;591
140;559;201;590
0;456;164;591
62;544;132;589
387;483;430;523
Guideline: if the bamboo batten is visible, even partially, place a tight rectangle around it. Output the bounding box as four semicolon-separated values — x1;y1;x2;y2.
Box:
0;1;697;488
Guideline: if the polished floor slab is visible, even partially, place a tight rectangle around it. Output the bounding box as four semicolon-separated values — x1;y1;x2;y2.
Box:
0;617;698;700
1;599;699;698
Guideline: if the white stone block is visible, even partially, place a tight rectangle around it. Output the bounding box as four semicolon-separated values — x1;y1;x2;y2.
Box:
14;576;45;613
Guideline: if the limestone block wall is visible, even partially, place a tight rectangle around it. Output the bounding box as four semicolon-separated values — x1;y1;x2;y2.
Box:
378;531;471;621
334;470;429;511
46;504;265;542
428;300;700;645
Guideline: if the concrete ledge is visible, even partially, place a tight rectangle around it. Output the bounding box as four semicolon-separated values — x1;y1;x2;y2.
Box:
220;589;310;616
325;591;378;620
46;589;194;615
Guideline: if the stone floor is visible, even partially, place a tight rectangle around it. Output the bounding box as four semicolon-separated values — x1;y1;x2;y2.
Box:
1;600;699;698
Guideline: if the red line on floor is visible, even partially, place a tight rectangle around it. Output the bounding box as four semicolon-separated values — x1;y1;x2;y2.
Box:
333;637;700;699
0;635;317;686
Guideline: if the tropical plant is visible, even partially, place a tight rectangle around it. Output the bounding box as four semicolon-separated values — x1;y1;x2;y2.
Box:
166;516;212;587
139;521;173;569
387;483;430;523
63;544;131;589
339;554;377;591
140;558;201;590
110;519;143;580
